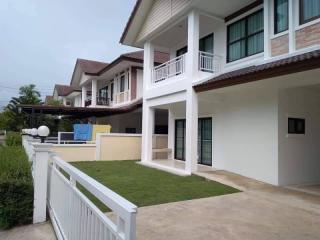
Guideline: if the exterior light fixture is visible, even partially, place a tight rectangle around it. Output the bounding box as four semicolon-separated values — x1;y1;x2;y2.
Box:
31;128;38;137
37;126;50;143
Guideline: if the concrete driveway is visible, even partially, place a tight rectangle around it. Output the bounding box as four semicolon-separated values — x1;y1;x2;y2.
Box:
136;172;320;240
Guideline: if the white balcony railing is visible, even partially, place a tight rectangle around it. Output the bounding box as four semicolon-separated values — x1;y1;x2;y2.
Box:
199;51;222;73
153;54;186;83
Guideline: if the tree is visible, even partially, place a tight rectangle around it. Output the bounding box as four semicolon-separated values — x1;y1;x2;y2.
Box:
3;84;42;131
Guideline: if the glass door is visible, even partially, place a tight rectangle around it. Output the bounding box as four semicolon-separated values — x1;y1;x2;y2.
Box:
175;119;186;161
198;118;212;166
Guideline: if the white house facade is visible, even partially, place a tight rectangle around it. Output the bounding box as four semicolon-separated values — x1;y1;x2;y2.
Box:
121;0;320;186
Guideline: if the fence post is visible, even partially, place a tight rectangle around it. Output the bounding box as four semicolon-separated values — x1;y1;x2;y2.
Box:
32;143;53;224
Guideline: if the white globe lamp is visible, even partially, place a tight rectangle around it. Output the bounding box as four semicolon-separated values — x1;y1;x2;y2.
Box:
38;126;50;143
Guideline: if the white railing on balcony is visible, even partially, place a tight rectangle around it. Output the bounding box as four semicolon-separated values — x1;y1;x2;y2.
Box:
199;51;222;73
48;153;137;240
153;54;186;83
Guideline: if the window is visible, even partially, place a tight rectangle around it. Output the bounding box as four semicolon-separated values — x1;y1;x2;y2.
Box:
175;119;186;161
300;0;320;24
199;33;214;53
176;46;188;57
288;118;305;134
274;0;288;34
120;75;125;92
176;34;214;57
110;82;114;101
227;10;264;62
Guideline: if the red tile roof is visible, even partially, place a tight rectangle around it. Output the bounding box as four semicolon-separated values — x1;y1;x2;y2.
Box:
98;50;169;75
54;84;80;97
77;59;109;75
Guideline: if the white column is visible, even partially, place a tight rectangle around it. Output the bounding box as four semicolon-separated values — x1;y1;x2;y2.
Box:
187;10;200;79
81;86;87;107
143;41;154;89
168;108;175;160
141;41;155;163
91;79;97;107
32;143;52;224
141;105;154;163
264;0;271;59
185;10;200;173
288;0;295;53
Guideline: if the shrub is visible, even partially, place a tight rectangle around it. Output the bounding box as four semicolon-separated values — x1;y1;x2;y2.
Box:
0;147;33;229
5;132;22;147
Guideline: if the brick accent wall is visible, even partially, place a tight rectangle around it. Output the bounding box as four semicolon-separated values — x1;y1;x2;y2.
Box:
296;22;320;50
271;34;289;57
130;67;137;100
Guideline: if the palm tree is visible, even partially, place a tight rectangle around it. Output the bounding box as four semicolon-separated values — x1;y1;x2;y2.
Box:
5;84;42;131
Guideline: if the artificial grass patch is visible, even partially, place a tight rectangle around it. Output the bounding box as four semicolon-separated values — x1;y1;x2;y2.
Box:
72;161;239;211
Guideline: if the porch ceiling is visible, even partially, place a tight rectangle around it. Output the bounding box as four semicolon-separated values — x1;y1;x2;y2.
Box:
195;0;258;20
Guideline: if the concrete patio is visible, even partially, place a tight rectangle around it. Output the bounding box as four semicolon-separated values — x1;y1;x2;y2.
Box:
136;173;320;240
0;222;56;240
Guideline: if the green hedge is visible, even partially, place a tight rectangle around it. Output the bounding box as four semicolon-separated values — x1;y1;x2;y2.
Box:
5;132;22;147
0;147;33;229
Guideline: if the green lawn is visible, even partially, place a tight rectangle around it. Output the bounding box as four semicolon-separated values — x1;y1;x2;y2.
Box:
72;161;240;211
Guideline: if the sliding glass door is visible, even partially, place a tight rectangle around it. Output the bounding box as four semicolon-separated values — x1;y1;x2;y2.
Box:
174;118;212;165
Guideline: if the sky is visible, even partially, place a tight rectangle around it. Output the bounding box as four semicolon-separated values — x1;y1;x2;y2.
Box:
0;0;137;110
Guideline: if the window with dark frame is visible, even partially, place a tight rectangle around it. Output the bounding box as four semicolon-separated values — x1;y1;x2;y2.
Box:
120;75;125;93
300;0;320;25
110;82;114;101
288;118;305;134
227;9;264;63
274;0;289;34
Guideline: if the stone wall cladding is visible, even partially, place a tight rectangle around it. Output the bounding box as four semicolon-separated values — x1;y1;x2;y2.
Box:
271;34;289;57
296;22;320;50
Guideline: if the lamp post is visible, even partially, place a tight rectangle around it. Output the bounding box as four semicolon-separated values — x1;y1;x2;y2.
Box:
37;126;50;143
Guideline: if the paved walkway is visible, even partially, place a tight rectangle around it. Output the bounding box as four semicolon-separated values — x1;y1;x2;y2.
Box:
136;171;320;240
1;171;319;240
0;222;56;240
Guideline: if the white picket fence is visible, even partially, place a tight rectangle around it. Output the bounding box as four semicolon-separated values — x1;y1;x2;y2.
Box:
22;134;138;240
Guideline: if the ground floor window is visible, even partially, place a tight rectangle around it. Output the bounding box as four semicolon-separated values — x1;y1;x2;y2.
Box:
175;119;185;160
198;118;212;166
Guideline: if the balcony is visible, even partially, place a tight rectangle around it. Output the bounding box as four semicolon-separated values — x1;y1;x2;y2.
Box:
85;96;110;107
114;90;130;104
152;51;222;84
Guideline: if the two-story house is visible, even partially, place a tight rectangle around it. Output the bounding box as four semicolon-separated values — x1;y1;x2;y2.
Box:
62;51;169;133
121;0;320;186
52;84;82;107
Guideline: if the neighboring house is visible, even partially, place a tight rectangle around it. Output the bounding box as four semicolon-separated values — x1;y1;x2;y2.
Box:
47;51;169;134
121;0;320;186
52;84;82;107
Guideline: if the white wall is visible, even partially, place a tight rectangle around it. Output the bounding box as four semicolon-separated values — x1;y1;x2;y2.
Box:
201;86;279;185
278;87;320;185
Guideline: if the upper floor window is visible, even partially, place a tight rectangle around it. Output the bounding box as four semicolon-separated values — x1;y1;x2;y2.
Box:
300;0;320;24
227;10;264;63
274;0;288;34
120;75;125;92
199;33;214;53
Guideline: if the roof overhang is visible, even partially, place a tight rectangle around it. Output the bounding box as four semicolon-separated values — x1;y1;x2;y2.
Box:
18;99;143;118
194;49;320;93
